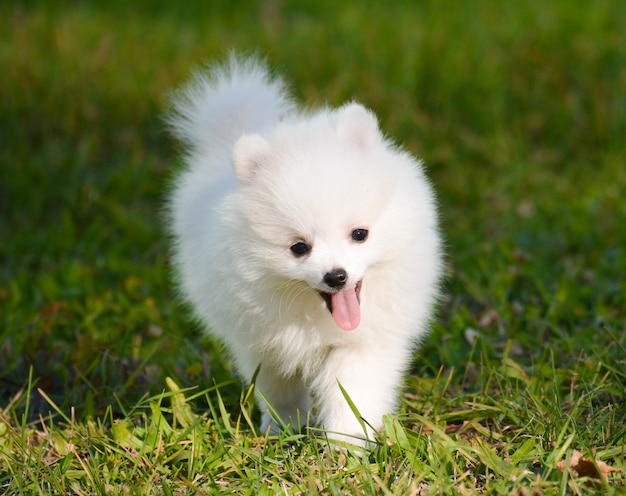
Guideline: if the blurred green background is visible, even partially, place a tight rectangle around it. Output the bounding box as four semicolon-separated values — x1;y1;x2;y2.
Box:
1;0;624;416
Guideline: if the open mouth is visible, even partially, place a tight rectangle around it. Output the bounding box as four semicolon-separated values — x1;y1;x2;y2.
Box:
318;280;362;331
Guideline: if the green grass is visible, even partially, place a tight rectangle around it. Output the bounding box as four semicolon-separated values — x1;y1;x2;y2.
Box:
1;0;625;493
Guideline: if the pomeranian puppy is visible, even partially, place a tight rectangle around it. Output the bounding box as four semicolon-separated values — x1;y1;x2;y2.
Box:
166;54;442;447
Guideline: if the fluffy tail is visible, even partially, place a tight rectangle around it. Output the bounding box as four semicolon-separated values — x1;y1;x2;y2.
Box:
167;54;295;153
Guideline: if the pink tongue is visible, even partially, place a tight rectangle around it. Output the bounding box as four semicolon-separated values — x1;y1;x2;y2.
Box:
331;287;361;331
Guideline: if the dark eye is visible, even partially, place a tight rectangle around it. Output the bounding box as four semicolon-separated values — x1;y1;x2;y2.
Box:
290;241;311;257
351;228;369;242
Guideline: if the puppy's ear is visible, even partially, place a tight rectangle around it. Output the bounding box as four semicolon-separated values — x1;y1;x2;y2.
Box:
232;134;271;184
336;103;381;150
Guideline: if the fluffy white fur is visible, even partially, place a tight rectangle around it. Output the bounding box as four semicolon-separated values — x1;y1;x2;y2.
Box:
167;54;442;447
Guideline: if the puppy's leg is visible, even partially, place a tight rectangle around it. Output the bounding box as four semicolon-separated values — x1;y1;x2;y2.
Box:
312;344;406;447
255;367;312;434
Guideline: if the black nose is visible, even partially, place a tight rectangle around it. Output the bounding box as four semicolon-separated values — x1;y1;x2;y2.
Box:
324;268;348;289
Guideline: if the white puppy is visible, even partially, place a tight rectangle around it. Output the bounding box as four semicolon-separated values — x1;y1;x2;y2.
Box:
167;54;442;446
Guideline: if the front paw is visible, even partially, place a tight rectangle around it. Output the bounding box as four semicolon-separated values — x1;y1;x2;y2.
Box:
322;428;378;453
260;409;310;435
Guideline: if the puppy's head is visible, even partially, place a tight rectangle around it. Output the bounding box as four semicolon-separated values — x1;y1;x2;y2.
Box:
230;104;429;330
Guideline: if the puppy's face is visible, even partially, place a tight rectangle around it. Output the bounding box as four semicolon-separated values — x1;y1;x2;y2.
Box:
231;105;394;330
284;225;372;330
242;174;386;331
